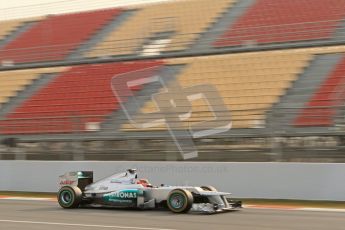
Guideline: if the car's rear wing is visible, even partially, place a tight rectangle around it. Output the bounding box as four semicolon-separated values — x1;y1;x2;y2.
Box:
59;171;93;191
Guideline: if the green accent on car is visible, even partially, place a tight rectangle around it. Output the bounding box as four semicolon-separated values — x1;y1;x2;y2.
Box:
60;190;73;205
103;189;141;203
169;193;185;209
77;171;90;179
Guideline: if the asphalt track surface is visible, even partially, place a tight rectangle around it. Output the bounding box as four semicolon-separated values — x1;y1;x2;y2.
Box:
1;200;345;230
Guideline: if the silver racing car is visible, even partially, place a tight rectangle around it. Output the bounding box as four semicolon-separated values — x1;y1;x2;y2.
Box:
57;169;242;213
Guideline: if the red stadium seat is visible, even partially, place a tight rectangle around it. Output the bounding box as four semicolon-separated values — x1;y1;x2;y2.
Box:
0;8;122;63
214;0;345;47
294;56;345;126
0;60;164;134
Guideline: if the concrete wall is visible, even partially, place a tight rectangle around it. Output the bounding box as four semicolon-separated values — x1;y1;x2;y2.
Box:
1;161;345;201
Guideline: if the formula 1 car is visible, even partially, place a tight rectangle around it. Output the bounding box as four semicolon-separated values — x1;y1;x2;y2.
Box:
57;169;242;213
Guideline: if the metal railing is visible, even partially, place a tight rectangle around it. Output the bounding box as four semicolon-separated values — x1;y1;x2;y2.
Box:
1;105;345;162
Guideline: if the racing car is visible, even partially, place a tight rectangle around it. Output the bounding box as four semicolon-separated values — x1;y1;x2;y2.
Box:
57;169;242;213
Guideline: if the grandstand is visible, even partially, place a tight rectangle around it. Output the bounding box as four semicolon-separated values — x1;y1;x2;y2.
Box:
1;0;345;161
88;0;234;57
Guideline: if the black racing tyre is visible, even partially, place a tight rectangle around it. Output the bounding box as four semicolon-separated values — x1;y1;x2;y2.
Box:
57;186;82;209
200;185;217;192
167;189;193;213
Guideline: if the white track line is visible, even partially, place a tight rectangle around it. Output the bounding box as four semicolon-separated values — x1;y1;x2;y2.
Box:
0;220;177;230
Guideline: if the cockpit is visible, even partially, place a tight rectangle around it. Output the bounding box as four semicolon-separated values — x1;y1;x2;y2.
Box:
110;169;152;187
85;169;153;191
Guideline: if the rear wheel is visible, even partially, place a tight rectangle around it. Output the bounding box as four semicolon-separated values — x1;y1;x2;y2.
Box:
58;186;82;209
167;189;193;213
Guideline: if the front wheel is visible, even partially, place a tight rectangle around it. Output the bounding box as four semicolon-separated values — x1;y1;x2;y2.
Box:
57;186;82;209
167;189;193;213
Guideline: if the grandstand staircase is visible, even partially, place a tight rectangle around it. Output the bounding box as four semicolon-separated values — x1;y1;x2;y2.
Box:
140;31;174;56
334;19;345;42
266;53;343;132
100;64;185;134
190;0;256;52
0;73;60;119
68;10;135;60
0;21;36;51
